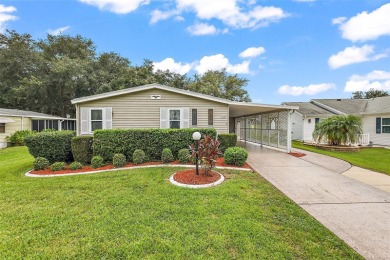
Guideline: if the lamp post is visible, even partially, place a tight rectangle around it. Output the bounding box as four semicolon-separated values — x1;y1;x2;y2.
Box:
192;131;201;175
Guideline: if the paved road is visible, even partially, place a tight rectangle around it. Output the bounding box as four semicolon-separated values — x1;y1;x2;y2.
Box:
240;142;390;260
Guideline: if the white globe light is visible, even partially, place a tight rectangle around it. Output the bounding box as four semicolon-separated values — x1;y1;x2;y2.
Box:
192;131;201;140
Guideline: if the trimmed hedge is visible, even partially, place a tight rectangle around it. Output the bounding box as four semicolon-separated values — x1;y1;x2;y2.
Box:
133;149;146;165
224;147;248;166
25;131;75;164
93;128;217;162
218;133;237;152
71;136;93;165
113;153;126;168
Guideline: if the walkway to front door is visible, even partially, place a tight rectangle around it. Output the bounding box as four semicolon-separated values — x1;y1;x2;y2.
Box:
241;141;390;260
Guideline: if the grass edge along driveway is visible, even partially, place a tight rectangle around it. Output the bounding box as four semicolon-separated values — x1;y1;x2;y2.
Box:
0;147;362;259
293;141;390;176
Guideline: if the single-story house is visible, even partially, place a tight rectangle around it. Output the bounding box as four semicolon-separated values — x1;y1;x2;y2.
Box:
71;84;297;151
283;96;390;146
0;108;76;149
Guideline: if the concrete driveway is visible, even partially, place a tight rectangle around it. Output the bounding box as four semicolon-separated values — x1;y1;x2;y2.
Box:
240;142;390;260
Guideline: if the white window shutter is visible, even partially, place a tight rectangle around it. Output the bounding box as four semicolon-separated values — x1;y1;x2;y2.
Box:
160;107;168;128
105;107;112;129
182;108;189;128
80;107;89;135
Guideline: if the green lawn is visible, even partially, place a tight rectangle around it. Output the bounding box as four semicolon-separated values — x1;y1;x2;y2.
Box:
0;147;362;259
293;141;390;176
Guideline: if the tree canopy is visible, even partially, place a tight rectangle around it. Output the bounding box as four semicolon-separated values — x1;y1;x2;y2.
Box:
352;89;389;99
0;30;251;117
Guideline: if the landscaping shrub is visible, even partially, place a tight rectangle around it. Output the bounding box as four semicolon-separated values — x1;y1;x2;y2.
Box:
25;130;75;164
224;147;248;166
161;148;174;163
41;129;57;133
6;130;36;146
91;156;104;169
178;148;191;164
93;128;217;162
71;136;93;165
133;149;146;165
113;153;126;168
190;135;220;176
69;161;83;170
51;162;66;172
218;133;237;153
33;157;50;171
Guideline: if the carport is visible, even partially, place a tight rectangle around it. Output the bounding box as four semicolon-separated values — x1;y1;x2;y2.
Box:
228;102;297;152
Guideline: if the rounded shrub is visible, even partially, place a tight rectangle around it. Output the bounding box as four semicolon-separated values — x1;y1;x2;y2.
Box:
33;157;50;171
161;148;174;163
69;161;83;170
6;130;36;146
133;149;146;165
91;156;104;169
71;136;93;165
51;162;66;172
113;153;126;168
178;148;191;164
224;147;248;166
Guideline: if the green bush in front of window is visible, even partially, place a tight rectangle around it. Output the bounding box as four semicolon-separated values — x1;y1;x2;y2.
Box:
161;148;174;163
93;128;217;162
71;136;93;165
25;131;76;164
217;133;237;153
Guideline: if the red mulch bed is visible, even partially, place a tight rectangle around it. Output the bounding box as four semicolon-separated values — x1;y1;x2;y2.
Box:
30;157;251;175
288;152;306;158
173;169;220;185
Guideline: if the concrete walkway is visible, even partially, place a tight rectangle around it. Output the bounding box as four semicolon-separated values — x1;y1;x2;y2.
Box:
241;142;390;260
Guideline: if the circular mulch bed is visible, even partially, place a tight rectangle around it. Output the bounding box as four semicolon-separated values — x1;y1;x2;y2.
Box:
173;169;221;185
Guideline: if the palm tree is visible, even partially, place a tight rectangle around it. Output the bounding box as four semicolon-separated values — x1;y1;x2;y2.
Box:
313;115;363;145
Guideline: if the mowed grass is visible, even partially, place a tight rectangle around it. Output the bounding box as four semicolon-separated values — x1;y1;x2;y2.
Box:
293;141;390;176
0;147;362;259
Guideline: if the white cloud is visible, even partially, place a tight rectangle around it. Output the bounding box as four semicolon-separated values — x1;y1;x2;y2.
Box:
153;58;192;75
344;70;390;92
278;83;336;96
0;4;17;33
151;0;287;29
150;9;179;24
186;23;226;36
332;17;346;25
239;46;265;58
337;3;390;42
47;26;70;36
79;0;150;14
328;45;387;69
195;54;250;74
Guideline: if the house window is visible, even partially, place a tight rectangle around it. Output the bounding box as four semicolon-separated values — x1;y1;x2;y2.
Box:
192;109;197;126
382;118;390;133
315;118;320;124
169;109;180;129
208;109;213;126
0;123;5;133
91;109;103;131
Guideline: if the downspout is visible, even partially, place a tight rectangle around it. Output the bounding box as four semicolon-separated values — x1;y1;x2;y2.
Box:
287;109;293;153
59;120;64;131
21;116;24;130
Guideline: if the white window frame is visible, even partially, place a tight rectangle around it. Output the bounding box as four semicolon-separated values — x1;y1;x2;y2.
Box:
160;107;189;129
168;109;181;129
382;118;390;134
89;108;105;134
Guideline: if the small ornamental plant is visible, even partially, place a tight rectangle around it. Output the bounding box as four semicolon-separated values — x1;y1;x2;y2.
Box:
190;134;221;176
161;148;174;163
33;157;50;171
133;149;146;165
113;153;126;168
224;147;248;166
51;162;66;172
91;156;104;169
178;148;191;164
69;161;83;170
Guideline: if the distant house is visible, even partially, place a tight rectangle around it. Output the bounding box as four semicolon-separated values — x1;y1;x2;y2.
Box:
0;108;76;149
71;84;297;151
283;96;390;146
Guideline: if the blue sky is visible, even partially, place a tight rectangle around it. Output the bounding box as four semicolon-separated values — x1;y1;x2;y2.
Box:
1;0;389;105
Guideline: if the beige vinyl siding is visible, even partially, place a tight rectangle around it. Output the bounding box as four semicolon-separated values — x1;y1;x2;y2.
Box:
362;114;390;146
0;116;31;147
77;89;229;134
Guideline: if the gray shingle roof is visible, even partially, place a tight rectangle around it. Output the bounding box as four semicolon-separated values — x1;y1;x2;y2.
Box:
282;102;335;116
311;99;368;115
363;96;390;114
0;108;64;119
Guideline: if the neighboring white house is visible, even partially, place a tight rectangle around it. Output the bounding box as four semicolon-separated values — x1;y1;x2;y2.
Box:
0;108;76;149
71;84;297;151
283;97;390;146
